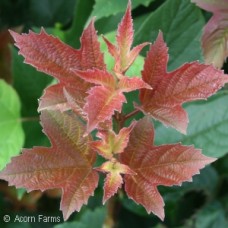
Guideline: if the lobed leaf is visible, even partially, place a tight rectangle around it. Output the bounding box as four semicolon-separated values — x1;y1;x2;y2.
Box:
10;28;81;82
120;117;216;220
103;1;148;73
75;68;150;133
103;172;123;204
0;110;99;220
91;122;136;159
96;159;135;203
155;92;228;158
139;32;228;133
10;20;105;82
11;20;106;119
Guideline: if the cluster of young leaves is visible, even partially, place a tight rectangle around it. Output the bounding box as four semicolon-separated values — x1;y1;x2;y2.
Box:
0;1;228;222
191;0;228;68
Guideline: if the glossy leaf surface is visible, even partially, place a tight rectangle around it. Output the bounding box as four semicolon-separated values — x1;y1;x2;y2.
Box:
139;32;228;133
97;159;135;203
75;69;150;132
103;2;148;73
0;110;98;220
120;117;216;220
92;123;135;159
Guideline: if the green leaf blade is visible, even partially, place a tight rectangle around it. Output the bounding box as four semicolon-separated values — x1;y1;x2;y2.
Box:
0;79;24;171
134;0;205;70
91;0;155;20
155;93;228;158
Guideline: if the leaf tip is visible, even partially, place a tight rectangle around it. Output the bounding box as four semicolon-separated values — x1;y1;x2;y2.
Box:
9;30;20;42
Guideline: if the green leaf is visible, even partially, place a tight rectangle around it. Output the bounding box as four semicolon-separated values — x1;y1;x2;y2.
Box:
134;0;205;70
184;201;228;228
91;0;155;20
95;13;123;35
0;0;29;30
155;92;228;158
121;196;149;217
64;0;95;48
16;188;26;200
29;0;76;27
214;154;228;175
55;207;106;228
0;79;24;171
159;166;218;204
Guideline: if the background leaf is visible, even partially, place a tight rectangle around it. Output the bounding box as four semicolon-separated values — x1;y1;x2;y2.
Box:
91;0;155;20
134;0;205;70
0;79;24;171
64;0;95;48
55;207;106;228
29;0;76;27
155;92;228;158
184;201;228;228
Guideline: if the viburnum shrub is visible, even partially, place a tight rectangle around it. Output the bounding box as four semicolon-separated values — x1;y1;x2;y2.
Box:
1;1;228;221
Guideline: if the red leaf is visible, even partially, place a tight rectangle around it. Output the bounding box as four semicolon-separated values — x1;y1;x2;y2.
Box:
139;32;228;133
118;77;152;92
38;84;87;120
91;122;136;159
10;29;78;82
191;0;228;11
10;20;105;82
38;84;71;112
11;20;105;118
192;0;228;68
120;117;216;220
103;1;148;73
103;172;123;204
96;159;135;203
73;69;115;89
84;86;126;133
78;19;106;71
124;176;165;220
0;110;99;220
73;69;150;132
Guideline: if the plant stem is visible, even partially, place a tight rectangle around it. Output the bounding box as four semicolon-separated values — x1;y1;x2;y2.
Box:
113;111;124;133
103;197;115;228
124;109;140;121
20;116;40;122
105;109;140;227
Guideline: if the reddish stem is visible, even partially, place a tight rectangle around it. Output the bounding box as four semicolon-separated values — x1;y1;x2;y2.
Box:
124;109;140;121
21;116;40;122
104;108;140;227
